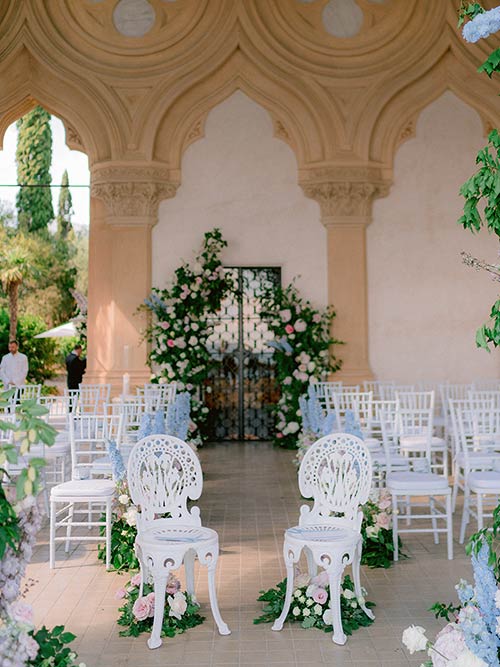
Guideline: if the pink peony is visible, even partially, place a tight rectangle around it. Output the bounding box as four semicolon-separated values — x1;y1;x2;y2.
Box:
133;595;153;621
375;512;390;530
312;313;321;323
431;624;467;667
167;339;175;347
285;324;294;334
378;498;391;511
312;588;328;605
115;588;127;600
9;601;34;626
130;573;142;587
159;321;170;330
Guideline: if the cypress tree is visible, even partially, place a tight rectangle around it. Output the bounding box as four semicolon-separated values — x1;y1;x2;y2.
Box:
56;169;73;239
16;106;54;233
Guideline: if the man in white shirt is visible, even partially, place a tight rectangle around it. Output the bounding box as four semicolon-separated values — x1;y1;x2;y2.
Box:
0;340;29;388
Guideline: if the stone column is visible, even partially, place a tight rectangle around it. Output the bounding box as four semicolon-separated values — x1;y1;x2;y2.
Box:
86;164;178;393
300;167;390;384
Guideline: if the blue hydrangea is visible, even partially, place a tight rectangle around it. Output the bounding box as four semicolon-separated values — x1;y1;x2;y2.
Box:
166;392;191;440
299;384;336;437
463;7;500;43
137;413;153;441
107;439;126;481
153;409;166;435
344;409;364;441
455;578;474;606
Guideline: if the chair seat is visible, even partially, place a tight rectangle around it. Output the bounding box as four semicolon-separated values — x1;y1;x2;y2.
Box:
456;451;500;467
369;450;409;467
50;479;115;497
400;435;446;451
285;525;360;547
138;524;217;548
468;471;500;491
387;471;449;491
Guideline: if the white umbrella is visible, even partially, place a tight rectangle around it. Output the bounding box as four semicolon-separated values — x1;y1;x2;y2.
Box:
34;321;78;339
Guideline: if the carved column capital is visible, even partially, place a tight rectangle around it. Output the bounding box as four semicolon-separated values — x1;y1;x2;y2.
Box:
299;166;391;227
90;162;180;227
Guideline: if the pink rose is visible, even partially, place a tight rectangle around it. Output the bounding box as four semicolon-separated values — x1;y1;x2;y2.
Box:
378;498;391;511
312;588;328;605
23;635;39;660
130;573;142;587
375;512;390;530
167;339;175;348
10;601;34;626
133;596;153;621
276;433;283;439
312;571;329;588
115;588;127;600
285;324;294;334
313;313;321;323
159;322;170;330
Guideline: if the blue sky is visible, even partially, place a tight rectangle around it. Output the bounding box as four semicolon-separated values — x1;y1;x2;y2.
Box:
0;116;90;229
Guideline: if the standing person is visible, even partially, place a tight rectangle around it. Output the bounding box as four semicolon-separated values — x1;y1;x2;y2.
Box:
66;344;86;390
0;340;29;388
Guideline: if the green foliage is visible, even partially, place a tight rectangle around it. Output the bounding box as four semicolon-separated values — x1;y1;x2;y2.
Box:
259;282;341;448
97;516;138;571
429;601;461;622
458;2;485;27
254;575;375;635
360;493;405;568
117;576;204;639
28;625;79;667
16;107;54;234
56;170;73;240
466;502;500;576
0;481;21;559
144;229;235;439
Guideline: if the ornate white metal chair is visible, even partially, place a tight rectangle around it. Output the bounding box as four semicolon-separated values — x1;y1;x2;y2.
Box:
127;434;230;650
271;433;374;645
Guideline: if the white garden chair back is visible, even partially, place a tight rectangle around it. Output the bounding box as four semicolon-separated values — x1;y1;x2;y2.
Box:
450;400;500;543
75;384;111;414
127;434;230;650
39;395;74;431
362;380;390;400
472;379;500;391
138;383;177;412
69;413;123;480
111;398;147;448
381;384;415;400
271;433;374;646
10;384;42;411
468;390;500;409
313;381;343;411
330;391;373;434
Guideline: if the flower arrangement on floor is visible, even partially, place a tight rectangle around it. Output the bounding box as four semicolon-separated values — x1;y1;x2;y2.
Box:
402;537;500;667
116;571;204;639
361;489;404;569
143;229;235;442
260;282;341;449
0;390;82;667
254;571;374;635
98;393;196;571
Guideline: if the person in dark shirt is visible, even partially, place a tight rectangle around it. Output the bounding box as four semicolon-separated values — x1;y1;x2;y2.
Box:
66;344;86;390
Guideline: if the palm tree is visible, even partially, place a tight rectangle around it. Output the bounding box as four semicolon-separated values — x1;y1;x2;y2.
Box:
0;247;30;340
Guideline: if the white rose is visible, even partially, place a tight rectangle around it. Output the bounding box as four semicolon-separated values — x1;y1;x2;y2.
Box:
366;526;380;538
303;608;311;617
292;606;301;617
342;589;355;600
322;609;333;625
168;591;187;620
124;508;137;527
294;590;302;598
287;421;300;434
449;650;488;667
191;322;199;331
306;598;314;607
295;319;307;332
279;309;292;322
188;336;198;346
118;494;129;505
402;625;428;654
307;362;316;372
298;595;306;604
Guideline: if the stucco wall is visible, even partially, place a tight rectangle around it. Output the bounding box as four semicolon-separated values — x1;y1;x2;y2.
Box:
368;91;500;383
153;91;327;306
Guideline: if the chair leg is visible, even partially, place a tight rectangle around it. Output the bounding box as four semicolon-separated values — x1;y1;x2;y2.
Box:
184;549;196;599
207;558;230;635
452;471;460;513
352;541;374;620
392;494;399;562
49;499;56;569
459;486;470;544
405;495;411;526
305;547;317;578
148;574;168;650
327;568;346;645
65;503;74;553
105;500;112;570
429;497;439;544
272;556;295;632
446;494;453;561
477;493;484;531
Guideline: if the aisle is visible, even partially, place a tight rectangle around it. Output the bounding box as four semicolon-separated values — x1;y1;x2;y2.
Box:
26;442;470;666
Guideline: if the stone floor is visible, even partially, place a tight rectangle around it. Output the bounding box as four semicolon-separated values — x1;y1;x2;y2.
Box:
26;441;473;666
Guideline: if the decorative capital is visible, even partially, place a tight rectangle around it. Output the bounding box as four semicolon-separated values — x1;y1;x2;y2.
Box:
299;166;391;225
91;163;179;227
